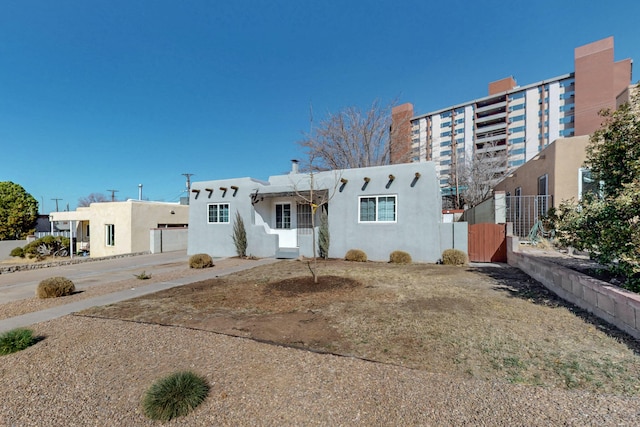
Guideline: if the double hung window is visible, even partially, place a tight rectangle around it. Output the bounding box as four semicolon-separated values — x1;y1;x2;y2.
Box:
208;203;230;223
359;196;396;223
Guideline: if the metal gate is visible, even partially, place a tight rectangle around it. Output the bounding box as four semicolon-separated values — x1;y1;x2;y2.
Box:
468;223;507;263
505;195;552;238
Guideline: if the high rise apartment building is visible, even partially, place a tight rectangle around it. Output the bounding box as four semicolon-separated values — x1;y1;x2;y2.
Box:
391;37;632;195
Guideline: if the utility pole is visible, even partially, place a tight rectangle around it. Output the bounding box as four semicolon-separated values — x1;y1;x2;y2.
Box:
107;189;119;202
182;173;194;192
51;198;62;212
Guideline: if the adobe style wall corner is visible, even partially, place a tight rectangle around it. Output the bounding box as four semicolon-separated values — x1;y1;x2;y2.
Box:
506;235;640;340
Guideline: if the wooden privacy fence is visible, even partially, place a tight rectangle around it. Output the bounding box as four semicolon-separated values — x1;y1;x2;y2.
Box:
468;223;507;263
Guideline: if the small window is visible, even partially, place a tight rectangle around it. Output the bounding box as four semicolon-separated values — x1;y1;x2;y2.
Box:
538;174;548;196
578;168;603;200
106;224;115;246
275;203;291;229
537;175;549;217
208;203;230;223
359;195;397;223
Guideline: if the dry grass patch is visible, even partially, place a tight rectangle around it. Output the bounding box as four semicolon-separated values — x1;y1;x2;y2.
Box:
78;260;640;395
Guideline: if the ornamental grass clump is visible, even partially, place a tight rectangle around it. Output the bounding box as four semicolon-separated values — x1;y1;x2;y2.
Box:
142;371;210;421
441;249;469;266
345;249;367;262
36;276;75;299
389;250;412;264
0;328;37;355
189;253;214;269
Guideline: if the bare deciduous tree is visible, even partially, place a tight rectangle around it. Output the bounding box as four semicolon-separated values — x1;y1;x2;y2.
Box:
290;165;340;283
77;193;109;207
298;99;408;171
454;145;508;208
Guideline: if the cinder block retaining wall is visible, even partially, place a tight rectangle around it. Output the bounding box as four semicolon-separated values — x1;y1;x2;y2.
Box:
507;236;640;340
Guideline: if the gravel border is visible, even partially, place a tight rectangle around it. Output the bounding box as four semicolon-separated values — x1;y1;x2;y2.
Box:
1;315;639;426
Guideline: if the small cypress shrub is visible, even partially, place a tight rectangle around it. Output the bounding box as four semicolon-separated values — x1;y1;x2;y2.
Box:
189;253;214;269
142;371;210;421
345;249;367;262
10;247;24;258
231;211;247;258
36;277;75;299
441;249;468;266
318;209;330;259
389;250;412;264
0;328;37;355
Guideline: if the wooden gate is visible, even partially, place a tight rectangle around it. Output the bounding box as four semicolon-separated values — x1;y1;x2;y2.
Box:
468;223;507;263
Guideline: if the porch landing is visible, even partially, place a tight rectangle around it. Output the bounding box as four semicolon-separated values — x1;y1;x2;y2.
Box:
276;247;299;259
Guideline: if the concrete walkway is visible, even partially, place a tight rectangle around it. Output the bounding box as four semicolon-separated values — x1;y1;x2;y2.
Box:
0;253;279;333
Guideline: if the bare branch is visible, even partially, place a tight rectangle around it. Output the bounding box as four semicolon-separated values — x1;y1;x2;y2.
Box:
297;100;402;171
78;193;109;207
455;143;508;207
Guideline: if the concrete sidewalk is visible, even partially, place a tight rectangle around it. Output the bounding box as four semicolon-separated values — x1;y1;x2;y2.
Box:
0;257;279;333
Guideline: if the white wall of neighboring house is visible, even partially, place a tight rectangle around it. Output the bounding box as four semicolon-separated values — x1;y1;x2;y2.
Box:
50;200;189;257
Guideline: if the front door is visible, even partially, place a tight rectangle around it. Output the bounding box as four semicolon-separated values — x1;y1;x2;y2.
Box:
274;203;296;247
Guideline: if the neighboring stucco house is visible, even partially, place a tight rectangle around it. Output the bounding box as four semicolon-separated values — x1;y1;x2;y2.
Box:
50;200;189;258
482;135;592;237
188;162;467;262
493;135;592;205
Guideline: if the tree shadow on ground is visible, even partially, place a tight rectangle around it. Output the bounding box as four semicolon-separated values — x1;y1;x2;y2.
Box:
470;264;640;356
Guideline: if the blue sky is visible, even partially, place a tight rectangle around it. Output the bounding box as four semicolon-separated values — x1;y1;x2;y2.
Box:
2;0;640;212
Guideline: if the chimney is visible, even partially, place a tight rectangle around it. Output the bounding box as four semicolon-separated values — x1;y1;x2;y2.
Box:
291;159;299;174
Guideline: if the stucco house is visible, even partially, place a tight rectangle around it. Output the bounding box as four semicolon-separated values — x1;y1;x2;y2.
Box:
493;135;592;205
50;200;189;258
465;135;593;237
187;162;467;262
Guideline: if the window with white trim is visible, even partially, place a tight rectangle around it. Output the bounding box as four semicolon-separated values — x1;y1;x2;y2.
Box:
208;203;230;223
275;203;291;229
106;224;115;246
359;195;397;223
578;168;603;200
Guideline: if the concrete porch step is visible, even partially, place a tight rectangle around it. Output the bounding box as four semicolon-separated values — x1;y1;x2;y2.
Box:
276;247;299;259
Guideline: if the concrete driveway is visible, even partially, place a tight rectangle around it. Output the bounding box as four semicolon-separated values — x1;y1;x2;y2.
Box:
0;251;190;304
0;251;280;333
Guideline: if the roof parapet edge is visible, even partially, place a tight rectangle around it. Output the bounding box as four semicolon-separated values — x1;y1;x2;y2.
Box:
410;73;575;121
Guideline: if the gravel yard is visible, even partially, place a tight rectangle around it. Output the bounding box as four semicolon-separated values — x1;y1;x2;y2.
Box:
1;315;640;426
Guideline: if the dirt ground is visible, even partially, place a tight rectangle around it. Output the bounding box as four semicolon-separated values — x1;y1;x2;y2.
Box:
79;259;640;395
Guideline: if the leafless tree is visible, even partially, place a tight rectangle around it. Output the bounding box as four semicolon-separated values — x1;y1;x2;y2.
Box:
454;145;508;208
290;164;340;283
77;193;109;207
298;99;409;171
